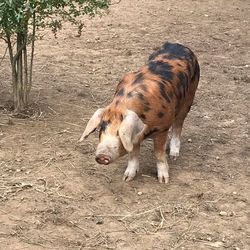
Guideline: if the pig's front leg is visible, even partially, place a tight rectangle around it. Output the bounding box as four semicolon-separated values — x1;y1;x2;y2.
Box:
153;132;169;184
123;144;140;182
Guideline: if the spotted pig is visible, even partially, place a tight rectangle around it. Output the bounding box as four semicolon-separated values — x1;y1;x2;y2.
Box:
80;42;200;183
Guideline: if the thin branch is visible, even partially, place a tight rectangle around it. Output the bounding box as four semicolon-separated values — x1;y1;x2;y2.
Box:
15;32;25;111
29;11;36;93
6;35;14;67
0;45;8;67
6;34;17;91
0;36;8;43
23;35;28;104
13;41;26;64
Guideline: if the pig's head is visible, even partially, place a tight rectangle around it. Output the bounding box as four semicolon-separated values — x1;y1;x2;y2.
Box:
79;108;146;165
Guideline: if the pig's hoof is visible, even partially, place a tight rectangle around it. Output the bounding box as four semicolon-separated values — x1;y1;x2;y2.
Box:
157;168;169;184
158;175;169;184
123;166;138;182
169;150;179;160
123;174;135;182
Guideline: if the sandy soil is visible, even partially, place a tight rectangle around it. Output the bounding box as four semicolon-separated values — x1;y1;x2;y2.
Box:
0;0;249;249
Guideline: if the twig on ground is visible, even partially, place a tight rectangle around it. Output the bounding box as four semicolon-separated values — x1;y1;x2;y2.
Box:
55;165;68;177
65;121;84;128
42;137;53;145
120;206;162;220
141;174;152;178
69;221;87;232
68;161;76;168
154;208;167;232
55;191;74;199
89;90;96;102
48;106;59;114
19;234;48;248
35;157;54;174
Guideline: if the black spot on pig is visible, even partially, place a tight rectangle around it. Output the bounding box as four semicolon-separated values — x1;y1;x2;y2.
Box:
137;92;145;101
127;91;133;98
117;88;125;96
144;103;151;112
157;111;164;118
177;71;189;96
139;113;146;120
158;82;171;103
148;61;173;81
133;72;144;84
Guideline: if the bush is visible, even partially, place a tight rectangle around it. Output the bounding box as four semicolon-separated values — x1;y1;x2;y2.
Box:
0;0;110;113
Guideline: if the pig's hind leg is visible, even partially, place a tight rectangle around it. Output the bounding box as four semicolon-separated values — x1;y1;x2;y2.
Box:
169;103;192;160
123;144;140;182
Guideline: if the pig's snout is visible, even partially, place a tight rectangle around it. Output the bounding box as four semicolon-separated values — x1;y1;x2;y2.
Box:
95;154;111;165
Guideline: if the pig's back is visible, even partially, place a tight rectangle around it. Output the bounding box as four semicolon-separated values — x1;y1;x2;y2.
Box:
113;42;200;129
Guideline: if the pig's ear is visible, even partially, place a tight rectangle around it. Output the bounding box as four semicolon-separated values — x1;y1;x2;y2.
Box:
119;110;146;152
79;108;104;141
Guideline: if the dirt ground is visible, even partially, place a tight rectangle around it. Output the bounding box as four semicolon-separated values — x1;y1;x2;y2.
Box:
0;0;249;249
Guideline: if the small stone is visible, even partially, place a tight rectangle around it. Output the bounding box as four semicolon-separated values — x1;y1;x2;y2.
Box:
207;237;212;241
219;211;227;216
232;191;237;195
125;50;132;56
16;168;21;172
234;247;240;250
228;211;236;216
96;220;103;225
137;191;143;196
204;14;209;17
216;156;220;160
187;138;192;143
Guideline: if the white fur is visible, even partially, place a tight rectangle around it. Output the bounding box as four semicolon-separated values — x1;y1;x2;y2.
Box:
96;135;120;161
157;161;169;184
79;108;104;141
123;146;140;181
170;133;181;157
119;110;146;152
